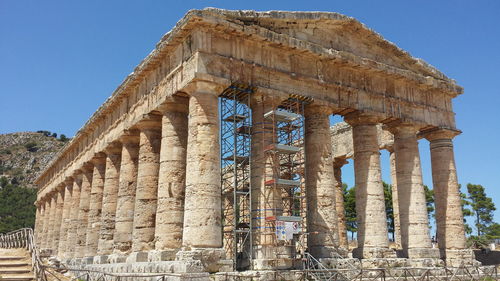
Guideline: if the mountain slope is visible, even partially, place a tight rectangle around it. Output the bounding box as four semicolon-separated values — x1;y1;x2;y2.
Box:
0;132;67;188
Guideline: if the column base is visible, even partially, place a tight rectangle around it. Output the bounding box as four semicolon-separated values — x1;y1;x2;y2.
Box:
149;249;178;261
407;247;441;259
352;247;397;259
108;253;128;263
407;257;445;267
309;246;349;259
92;255;111;264
444;249;480;267
251;258;295;270
125;251;149;263
360;258;407;268
176;248;231;273
318;257;361;269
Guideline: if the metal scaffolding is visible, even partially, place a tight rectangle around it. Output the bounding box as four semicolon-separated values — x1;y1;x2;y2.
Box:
220;83;254;271
261;94;312;264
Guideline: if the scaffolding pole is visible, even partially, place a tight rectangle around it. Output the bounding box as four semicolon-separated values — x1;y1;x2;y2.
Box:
220;83;254;271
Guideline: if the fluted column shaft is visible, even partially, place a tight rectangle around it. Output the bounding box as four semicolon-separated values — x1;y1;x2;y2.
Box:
391;124;436;258
44;196;57;250
345;113;394;258
389;149;402;249
250;95;282;260
305;105;340;258
132;117;162;252
113;132;139;255
97;144;122;255
52;187;65;254
76;165;93;258
86;155;106;257
182;89;222;248
34;204;43;244
334;158;349;249
425;129;467;257
155;98;189;251
66;172;82;258
58;178;74;257
41;198;53;249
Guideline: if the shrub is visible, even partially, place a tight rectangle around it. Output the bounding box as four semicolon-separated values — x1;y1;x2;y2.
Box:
24;142;39;152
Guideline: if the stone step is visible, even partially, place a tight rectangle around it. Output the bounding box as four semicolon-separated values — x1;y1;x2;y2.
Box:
0;256;26;260
0;268;32;274
0;262;30;267
0;276;35;281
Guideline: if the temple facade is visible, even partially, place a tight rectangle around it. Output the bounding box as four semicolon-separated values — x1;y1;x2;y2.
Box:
33;8;474;277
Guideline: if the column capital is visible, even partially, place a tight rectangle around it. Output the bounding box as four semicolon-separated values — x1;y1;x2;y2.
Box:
120;129;140;144
90;152;107;165
55;183;66;192
104;141;122;155
384;121;422;137
81;162;94;173
344;111;384;126
183;80;223;97
249;92;281;108
333;157;349;168
157;95;189;114
64;176;74;185
304;103;333;116
134;113;162;131
420;127;461;142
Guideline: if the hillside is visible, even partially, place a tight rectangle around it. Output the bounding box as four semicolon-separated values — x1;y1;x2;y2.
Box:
0;131;67;188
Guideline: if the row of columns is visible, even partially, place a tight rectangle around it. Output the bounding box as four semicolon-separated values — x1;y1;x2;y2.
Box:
35;88;222;261
34;88;468;264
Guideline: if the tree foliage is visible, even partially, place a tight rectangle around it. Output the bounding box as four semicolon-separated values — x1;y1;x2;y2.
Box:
466;183;496;236
423;185;435;221
343;183;357;239
0;176;37;233
383;182;395;240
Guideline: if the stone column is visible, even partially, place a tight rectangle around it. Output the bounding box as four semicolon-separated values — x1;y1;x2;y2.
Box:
58;177;74;258
66;170;82;259
41;197;53;250
334;158;349;249
52;185;65;255
76;163;93;258
345;112;394;259
182;83;222;250
389;123;438;259
113;131;139;258
86;153;106;257
97;142;122;258
305;105;341;258
130;115;162;256
250;94;285;266
388;149;402;249
34;202;43;244
154;97;189;258
423;128;472;264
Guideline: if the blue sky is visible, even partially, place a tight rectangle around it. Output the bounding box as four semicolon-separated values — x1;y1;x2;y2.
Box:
1;1;499;227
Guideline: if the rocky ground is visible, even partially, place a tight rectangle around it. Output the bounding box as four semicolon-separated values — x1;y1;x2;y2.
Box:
0;132;67;188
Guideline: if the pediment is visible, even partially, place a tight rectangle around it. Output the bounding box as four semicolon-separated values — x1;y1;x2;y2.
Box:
195;8;453;84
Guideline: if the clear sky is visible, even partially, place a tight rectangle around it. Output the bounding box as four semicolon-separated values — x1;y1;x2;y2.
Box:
1;1;499;225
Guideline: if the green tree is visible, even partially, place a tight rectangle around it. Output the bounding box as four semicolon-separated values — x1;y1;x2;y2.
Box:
383;182;395;241
343;184;357;240
0;180;37;233
59;134;69;142
423;185;435;222
467;183;496;236
485;223;500;240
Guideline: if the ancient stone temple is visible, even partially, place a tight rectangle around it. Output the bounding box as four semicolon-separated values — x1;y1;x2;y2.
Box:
33;8;475;279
